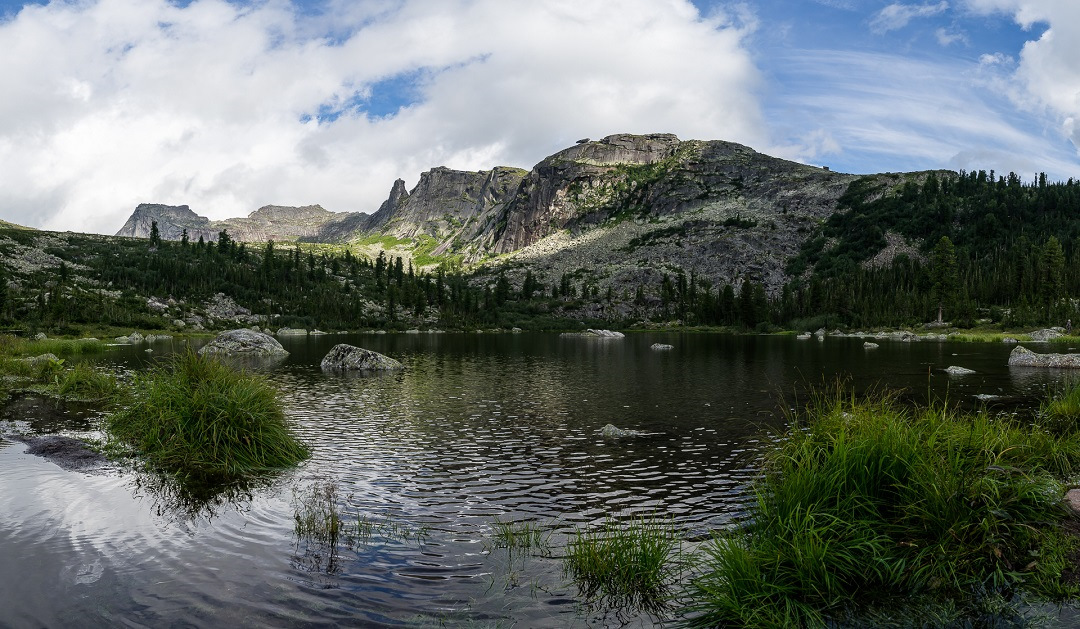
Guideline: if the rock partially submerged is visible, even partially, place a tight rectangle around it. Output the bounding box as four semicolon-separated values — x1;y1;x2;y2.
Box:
945;366;976;375
562;329;625;338
600;424;644;438
199;329;289;357
651;343;674;350
320;344;403;371
21;435;108;471
1007;345;1080;368
277;327;308;336
864;342;879;349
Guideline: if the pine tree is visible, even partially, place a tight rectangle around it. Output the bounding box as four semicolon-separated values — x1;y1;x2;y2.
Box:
930;236;958;323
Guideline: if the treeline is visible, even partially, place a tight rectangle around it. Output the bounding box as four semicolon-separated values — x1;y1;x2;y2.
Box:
2;226;598;332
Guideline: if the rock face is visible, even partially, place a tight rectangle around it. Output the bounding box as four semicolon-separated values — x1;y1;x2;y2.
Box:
198;329;289;356
115;203;367;243
320;344;403;371
1007;345;1080;368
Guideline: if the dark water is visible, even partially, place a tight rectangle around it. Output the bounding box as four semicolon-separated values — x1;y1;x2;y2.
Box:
1;333;1076;627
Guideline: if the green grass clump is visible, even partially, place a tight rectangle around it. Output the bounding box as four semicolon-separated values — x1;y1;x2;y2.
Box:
106;349;309;483
948;332;1030;343
42;361;123;402
564;514;681;611
491;517;551;555
686;386;1080;628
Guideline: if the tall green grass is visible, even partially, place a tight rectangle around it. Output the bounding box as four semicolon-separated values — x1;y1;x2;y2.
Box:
564;514;681;612
686;386;1080;628
106;349;308;483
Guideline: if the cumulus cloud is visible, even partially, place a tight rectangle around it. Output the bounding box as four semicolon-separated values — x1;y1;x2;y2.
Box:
0;0;765;234
962;1;1080;154
870;1;949;34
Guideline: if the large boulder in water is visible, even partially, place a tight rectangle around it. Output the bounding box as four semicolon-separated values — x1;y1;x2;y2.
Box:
1008;345;1080;368
320;344;403;371
199;329;289;357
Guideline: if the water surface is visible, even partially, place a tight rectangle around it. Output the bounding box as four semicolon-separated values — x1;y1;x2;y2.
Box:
0;333;1073;627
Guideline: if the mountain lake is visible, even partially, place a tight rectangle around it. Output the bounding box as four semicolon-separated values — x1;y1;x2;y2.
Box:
2;332;1079;627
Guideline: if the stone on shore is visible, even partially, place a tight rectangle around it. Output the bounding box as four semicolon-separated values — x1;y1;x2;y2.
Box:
276;327;308;336
199;329;289;357
1007;345;1080;368
320;344;403;371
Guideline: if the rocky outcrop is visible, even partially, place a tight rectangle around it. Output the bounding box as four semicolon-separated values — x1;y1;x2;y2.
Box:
198;329;289;356
1007;345;1080;368
320;344;403;371
115;203;367;243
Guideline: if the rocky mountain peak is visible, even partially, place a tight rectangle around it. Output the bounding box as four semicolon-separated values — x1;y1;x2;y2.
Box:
545;133;682;167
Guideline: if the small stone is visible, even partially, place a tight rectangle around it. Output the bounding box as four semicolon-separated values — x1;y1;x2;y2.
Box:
945;365;975;375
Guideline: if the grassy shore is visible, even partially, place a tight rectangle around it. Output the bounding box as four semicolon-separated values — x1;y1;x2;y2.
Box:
684;384;1080;627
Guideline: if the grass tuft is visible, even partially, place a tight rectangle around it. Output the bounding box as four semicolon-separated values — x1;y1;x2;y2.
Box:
564;514;681;612
106;349;308;484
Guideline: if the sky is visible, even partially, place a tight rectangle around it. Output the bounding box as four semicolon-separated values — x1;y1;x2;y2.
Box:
0;0;1078;235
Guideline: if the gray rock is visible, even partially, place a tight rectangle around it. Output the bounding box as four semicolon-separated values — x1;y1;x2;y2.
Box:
23;435;108;471
1066;488;1080;516
945;366;976;375
1007;345;1080;368
33;332;47;341
24;353;59;369
562;329;625;338
651;343;674;350
198;329;289;357
600;424;643;438
172;319;186;328
320;344;403;371
1002;337;1019;344
796;332;811;340
1029;328;1065;342
864;342;879;349
113;332;144;344
276;327;307;336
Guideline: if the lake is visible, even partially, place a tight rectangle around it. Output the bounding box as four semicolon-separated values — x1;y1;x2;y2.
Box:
0;332;1076;627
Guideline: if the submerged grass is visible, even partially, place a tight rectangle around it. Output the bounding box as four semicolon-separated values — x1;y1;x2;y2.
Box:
564;514;682;612
685;384;1080;628
106;349;309;484
491;517;551;554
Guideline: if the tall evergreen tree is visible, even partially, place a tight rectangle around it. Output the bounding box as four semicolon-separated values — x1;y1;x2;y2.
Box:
930;236;958;323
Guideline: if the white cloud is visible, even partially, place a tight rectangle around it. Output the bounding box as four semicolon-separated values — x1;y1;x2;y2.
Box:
962;1;1080;154
0;0;765;234
870;1;949;34
934;27;968;46
766;49;1080;180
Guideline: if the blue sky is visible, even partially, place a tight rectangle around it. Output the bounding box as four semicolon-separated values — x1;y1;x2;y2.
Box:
0;0;1077;234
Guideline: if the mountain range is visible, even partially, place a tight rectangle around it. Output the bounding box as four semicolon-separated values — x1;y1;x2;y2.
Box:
116;133;895;294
